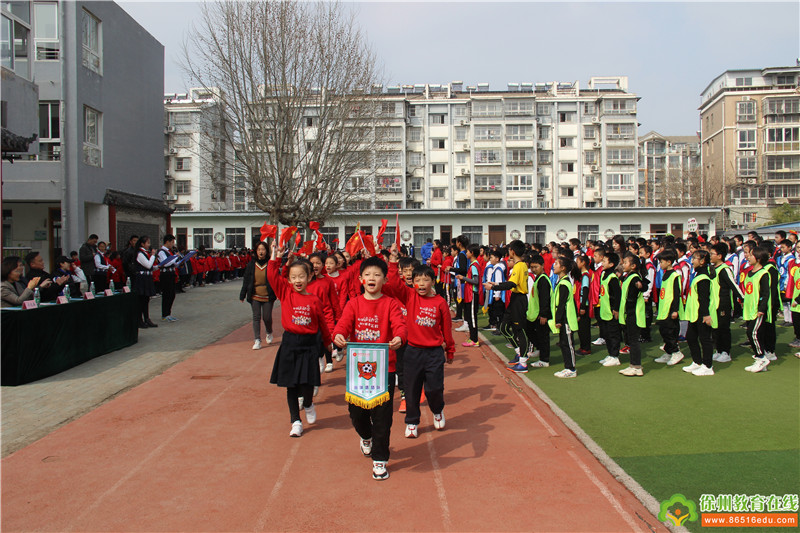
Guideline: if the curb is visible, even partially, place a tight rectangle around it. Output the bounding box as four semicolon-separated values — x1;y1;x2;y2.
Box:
478;332;688;533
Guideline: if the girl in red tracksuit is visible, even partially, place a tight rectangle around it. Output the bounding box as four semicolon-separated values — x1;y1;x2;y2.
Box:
308;252;341;372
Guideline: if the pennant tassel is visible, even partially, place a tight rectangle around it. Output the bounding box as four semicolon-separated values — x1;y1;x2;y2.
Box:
344;391;390;409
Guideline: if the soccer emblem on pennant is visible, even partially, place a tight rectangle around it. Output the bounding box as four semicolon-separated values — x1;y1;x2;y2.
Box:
357;361;377;380
345;343;390;409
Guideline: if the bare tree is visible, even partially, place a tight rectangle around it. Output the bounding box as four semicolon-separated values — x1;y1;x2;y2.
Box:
183;0;385;226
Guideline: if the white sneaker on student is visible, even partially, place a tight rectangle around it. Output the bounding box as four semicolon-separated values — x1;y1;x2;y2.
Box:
713;352;731;363
313;386;319;397
529;360;550;368
298;397;304;409
602;356;621;367
372;461;389;480
334;349;343;362
252;339;261;350
598;355;611;365
619;366;644;377
692;365;715;376
666;351;685;366
528;349;540;358
266;333;273;344
304;404;317;424
592;338;606;345
554;368;577;378
765;352;777;361
455;323;469;332
324;363;333;373
745;357;770;373
359;438;372;456
433;412;445;430
289;420;303;437
682;362;701;373
653;353;671;363
405;424;418;438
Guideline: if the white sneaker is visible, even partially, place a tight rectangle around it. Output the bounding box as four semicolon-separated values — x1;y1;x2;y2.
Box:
359;438;372;456
289;420;303;437
602;356;621;367
319;358;325;373
405;424;418;438
266;333;273;344
313;386;319;397
324;363;333;373
592;338;606;345
653;353;671;363
514;347;520;355
252;339;261;350
304;404;317;424
667;352;685;366
745;357;770;373
298;397;304;409
433;412;445;430
554;368;577;378
598;355;610;365
765;352;777;361
372;461;389;480
682;362;701;373
658;344;666;352
713;352;731;363
528;349;540;358
335;349;343;362
455;323;469;332
619;366;644;377
692;365;715;376
529;360;550;368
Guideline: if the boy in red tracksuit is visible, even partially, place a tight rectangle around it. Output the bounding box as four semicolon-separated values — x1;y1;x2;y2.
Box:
333;256;407;481
385;245;455;440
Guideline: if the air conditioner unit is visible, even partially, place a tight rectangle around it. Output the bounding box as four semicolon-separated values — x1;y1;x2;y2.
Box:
535;117;541;123
460;168;469;175
406;193;413;200
747;178;757;185
591;117;599;123
463;144;470;151
592;142;600;148
169;148;178;154
590;165;598;172
166;194;178;201
730;220;740;228
742;96;751;101
165;126;175;133
593;191;601;198
460;120;468;126
164;170;171;178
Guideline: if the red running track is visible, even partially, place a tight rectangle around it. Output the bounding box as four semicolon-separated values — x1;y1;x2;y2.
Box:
2;322;666;532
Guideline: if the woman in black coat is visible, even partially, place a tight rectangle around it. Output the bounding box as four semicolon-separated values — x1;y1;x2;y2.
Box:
240;241;277;349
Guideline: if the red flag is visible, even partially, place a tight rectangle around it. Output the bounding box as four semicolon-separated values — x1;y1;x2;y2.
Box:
315;231;326;251
363;234;375;255
395;213;400;246
279;226;297;248
300;240;315;255
260;223;277;242
345;231;363;257
308;221;320;231
294;231;303;248
375;219;388;249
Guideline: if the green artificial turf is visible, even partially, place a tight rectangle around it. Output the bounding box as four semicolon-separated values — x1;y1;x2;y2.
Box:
477;315;800;533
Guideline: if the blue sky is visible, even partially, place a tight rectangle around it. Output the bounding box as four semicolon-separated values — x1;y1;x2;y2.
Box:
120;1;799;135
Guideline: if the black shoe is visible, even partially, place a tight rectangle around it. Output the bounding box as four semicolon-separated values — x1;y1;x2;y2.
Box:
138;321;149;329
145;319;158;328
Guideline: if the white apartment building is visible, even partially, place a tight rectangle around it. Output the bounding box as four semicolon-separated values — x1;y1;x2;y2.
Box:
164;88;234;224
638;132;701;207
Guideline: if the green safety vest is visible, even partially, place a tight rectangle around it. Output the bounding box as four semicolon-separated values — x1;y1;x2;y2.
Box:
527;273;552;321
711;263;733;311
684;273;718;327
549;276;579;333
791;266;800;314
743;268;768;321
656;271;681;321
598;272;618;321
619;273;646;328
765;263;780;316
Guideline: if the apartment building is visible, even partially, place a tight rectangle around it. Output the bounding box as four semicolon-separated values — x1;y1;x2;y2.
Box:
1;1;166;268
164;88;234;226
638;131;701;207
699;64;800;230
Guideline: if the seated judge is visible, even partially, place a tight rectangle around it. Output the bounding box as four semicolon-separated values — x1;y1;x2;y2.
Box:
1;256;40;307
23;251;69;302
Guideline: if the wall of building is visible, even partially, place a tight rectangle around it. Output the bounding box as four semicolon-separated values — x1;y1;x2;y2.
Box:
2;202;60;268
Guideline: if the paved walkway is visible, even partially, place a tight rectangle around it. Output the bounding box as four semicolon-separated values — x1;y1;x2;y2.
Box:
2;298;666;532
1;281;249;456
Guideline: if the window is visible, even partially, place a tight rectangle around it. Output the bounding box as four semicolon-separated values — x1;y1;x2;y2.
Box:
776;74;796;85
735;77;752;87
342;201;372;211
408;128;422;141
431;138;445;150
83;106;101;167
538;200;551;208
174;204;192;212
461;226;483;244
584;201;597;208
583;126;595;139
737;101;756;122
376;200;402;210
743;212;757;224
475;175;502;191
507;149;533;164
455;127;468;141
225;227;245;249
505;101;533;115
431;163;446;174
380;102;396;117
81;8;101;74
538;175;550;189
305;116;315;127
475;200;502;209
2;9;30;77
412;226;434;249
536;103;552;116
765;155;800;180
538;125;550;139
408;152;423;167
525;225;546;244
408;105;421;117
173;134;192;148
559;137;574;148
455;200;471;209
472;101;502;117
455;152;468;165
193;228;213;249
172;112;192;126
507;200;533;209
455;177;469;190
584;151;597;165
584;175;596;188
34;2;58;60
320;226;339;247
607;173;635;190
474;125;502;141
578;225;599;242
607;148;635;165
606;123;635;139
376;175;401;192
474;150;501;164
376;151;402;168
38;100;59;139
506;124;533;140
176;157;192;171
560;187;575;197
430;114;446;125
558;112;576;123
619;224;641;237
768;185;800;198
409;178;422;191
176;180;191;194
560;162;575;173
538;151;552;164
603;99;635;114
453;105;468;117
507;174;532;191
766;127;799;150
738;129;756;150
431;188;446;199
583;102;596;115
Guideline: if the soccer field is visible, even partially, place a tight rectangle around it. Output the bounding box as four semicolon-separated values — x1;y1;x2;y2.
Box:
480;316;800;533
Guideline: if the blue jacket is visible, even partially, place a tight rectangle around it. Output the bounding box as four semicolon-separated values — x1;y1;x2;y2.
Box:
421;242;433;264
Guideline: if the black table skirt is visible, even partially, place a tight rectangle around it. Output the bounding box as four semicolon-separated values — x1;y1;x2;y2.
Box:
1;293;139;386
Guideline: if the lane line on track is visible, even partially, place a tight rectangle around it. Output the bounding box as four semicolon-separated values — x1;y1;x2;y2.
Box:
568;450;644;533
421;412;452;531
254;440;300;532
65;355;264;532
